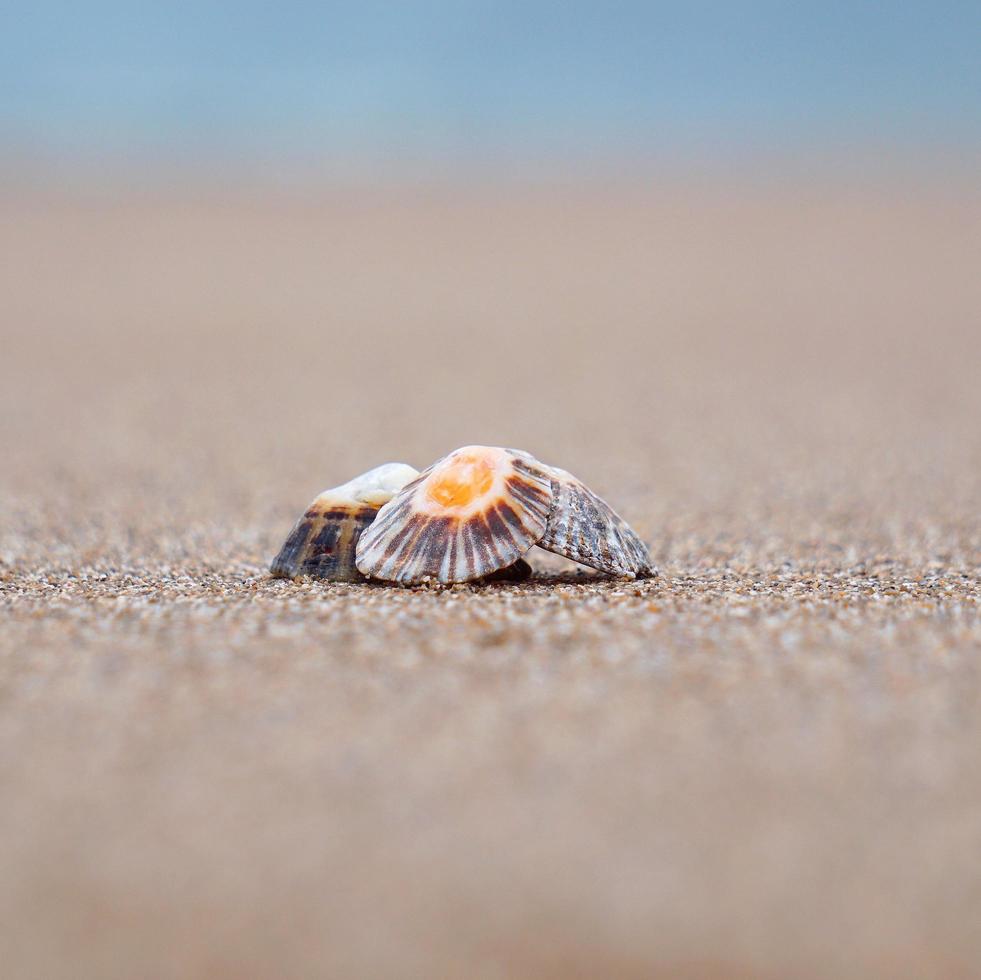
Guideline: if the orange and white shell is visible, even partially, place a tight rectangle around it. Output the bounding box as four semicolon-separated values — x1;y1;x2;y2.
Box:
355;446;553;584
355;445;656;583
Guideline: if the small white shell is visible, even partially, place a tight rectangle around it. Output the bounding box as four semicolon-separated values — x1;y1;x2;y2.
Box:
355;446;553;584
270;463;419;581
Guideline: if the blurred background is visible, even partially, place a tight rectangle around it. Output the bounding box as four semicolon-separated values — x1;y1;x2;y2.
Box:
3;1;980;176
3;0;979;511
2;3;980;978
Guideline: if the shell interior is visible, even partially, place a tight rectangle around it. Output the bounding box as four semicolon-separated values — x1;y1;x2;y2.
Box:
480;557;533;583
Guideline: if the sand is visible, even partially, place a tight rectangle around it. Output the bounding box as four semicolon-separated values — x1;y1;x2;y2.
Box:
1;173;980;978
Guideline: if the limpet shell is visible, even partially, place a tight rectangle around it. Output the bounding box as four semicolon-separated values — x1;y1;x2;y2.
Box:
355;445;552;584
270;462;419;581
535;465;656;579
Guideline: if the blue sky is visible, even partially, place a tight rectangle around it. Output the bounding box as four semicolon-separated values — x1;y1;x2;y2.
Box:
2;1;979;166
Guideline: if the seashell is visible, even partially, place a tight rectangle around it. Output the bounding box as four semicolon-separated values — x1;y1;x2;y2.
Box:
535;465;656;579
270;462;419;581
355;445;553;584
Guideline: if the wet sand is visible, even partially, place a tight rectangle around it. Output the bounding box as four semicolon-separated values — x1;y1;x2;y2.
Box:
1;174;980;978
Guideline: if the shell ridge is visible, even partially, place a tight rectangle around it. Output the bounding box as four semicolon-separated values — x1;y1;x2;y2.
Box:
536;465;655;578
376;515;423;580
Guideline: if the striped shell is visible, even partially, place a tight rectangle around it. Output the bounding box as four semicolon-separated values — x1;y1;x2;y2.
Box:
536;465;656;579
355;446;553;583
270;463;419;581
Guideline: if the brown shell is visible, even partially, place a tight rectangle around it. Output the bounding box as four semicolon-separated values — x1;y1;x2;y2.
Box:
270;497;379;582
270;462;419;581
536;466;656;579
355;446;553;584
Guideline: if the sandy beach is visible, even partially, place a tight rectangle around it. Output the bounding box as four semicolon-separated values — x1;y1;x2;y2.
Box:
2;173;980;978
